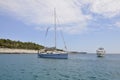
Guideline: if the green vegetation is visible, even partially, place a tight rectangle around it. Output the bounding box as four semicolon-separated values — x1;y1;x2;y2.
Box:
0;39;44;50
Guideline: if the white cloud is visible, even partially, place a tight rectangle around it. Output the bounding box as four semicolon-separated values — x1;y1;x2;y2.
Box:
1;0;120;34
81;0;120;18
115;21;120;28
0;0;91;34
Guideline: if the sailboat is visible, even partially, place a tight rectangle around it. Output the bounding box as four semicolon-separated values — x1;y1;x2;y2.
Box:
38;8;68;59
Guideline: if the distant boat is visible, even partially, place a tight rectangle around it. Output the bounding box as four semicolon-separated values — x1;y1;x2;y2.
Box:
69;51;79;54
38;8;68;59
96;48;105;57
79;52;87;54
69;51;87;54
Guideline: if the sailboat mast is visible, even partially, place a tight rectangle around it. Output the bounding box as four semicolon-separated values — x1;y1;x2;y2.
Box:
54;8;57;49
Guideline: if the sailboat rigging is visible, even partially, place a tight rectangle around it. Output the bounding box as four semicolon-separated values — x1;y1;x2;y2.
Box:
38;8;68;59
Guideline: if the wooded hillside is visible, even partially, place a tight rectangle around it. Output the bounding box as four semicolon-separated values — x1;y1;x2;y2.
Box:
0;39;44;50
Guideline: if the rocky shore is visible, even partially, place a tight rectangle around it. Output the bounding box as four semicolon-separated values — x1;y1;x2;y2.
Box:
0;48;38;54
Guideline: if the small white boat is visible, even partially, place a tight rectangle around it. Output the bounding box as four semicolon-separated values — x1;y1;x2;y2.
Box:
96;48;105;57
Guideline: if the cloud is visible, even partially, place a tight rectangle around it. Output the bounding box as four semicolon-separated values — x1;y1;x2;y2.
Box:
0;0;120;34
80;0;120;32
115;21;120;28
81;0;120;18
0;0;91;34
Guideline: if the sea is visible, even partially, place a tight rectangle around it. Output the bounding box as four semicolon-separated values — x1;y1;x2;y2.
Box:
0;53;120;80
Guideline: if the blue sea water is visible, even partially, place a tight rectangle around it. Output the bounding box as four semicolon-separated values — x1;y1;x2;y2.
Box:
0;53;120;80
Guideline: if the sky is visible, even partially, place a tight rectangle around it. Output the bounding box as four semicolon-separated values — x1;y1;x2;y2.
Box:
0;0;120;53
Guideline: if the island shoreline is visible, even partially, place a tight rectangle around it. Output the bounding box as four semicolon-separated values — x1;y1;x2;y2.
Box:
0;48;39;54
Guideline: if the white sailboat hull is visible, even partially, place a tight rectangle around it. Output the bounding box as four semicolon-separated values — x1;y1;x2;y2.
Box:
38;53;68;59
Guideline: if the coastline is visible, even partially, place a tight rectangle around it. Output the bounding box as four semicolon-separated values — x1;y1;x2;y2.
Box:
0;48;38;54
